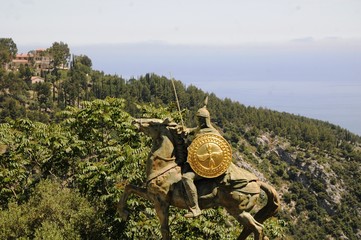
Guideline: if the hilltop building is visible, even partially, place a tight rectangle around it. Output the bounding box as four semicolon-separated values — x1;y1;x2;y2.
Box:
10;49;52;76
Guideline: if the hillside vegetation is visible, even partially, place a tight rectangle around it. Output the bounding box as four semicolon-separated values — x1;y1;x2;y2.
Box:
1;39;360;239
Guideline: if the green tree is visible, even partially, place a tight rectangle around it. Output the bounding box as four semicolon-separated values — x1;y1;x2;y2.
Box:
47;41;70;70
47;41;70;102
34;82;52;110
76;54;92;68
18;63;34;83
0;38;17;67
0;97;26;122
0;179;105;239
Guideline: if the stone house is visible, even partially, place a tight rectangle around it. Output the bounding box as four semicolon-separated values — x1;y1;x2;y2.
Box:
11;49;52;75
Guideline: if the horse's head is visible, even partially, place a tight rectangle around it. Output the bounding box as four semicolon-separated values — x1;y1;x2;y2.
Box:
133;118;177;140
134;118;179;176
133;118;162;139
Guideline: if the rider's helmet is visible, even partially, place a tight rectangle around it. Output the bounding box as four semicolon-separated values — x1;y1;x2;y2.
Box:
196;96;212;128
196;106;210;118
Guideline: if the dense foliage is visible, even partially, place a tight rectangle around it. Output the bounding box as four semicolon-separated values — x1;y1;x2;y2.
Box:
0;39;360;239
0;38;17;66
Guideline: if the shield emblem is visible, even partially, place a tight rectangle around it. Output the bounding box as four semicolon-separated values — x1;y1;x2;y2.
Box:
188;133;232;178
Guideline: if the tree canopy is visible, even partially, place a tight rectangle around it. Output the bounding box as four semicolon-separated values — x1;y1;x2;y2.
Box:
47;41;70;70
0;38;17;65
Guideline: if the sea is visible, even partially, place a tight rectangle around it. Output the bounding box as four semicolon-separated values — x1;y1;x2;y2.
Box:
68;42;361;136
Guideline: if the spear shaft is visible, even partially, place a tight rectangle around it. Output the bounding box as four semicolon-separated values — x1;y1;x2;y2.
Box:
170;76;184;128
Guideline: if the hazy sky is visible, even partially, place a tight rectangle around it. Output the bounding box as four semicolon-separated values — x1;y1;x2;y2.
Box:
2;0;361;135
2;0;361;46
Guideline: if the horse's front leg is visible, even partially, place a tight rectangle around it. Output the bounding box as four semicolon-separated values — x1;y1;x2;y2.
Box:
117;184;149;221
154;200;171;240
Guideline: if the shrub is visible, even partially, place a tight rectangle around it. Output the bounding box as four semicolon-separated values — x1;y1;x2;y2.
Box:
0;179;105;239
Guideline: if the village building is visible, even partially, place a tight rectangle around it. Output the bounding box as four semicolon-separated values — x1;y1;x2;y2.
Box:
10;49;52;76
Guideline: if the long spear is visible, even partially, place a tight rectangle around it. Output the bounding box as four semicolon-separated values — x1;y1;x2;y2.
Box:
170;74;185;128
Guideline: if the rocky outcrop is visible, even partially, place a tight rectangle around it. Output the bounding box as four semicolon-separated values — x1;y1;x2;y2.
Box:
274;147;344;214
236;132;359;238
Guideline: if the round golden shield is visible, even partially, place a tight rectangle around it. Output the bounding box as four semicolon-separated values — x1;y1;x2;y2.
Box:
188;133;232;178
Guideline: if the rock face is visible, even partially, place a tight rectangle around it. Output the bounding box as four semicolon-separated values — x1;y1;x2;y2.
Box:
275;147;344;214
256;135;270;146
234;131;360;239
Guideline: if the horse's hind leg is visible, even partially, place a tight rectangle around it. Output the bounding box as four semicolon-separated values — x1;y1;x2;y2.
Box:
236;211;265;240
154;200;170;240
117;184;149;221
227;206;265;240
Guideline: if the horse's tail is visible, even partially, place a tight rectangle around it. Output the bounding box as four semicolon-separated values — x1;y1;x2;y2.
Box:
255;181;280;223
238;180;280;240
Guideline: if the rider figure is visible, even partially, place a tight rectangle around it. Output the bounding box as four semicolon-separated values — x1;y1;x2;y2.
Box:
181;97;221;218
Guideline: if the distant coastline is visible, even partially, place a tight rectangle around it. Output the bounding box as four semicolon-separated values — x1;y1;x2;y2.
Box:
19;42;361;135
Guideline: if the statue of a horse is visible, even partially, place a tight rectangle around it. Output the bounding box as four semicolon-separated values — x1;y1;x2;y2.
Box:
117;118;280;240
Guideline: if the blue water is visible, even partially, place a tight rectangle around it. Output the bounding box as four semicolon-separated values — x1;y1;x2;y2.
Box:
72;43;361;135
200;79;361;136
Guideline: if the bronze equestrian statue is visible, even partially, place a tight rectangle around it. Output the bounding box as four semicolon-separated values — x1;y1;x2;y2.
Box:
117;104;280;240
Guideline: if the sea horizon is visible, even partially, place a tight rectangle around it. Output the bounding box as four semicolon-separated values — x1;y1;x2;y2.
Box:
18;41;361;136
